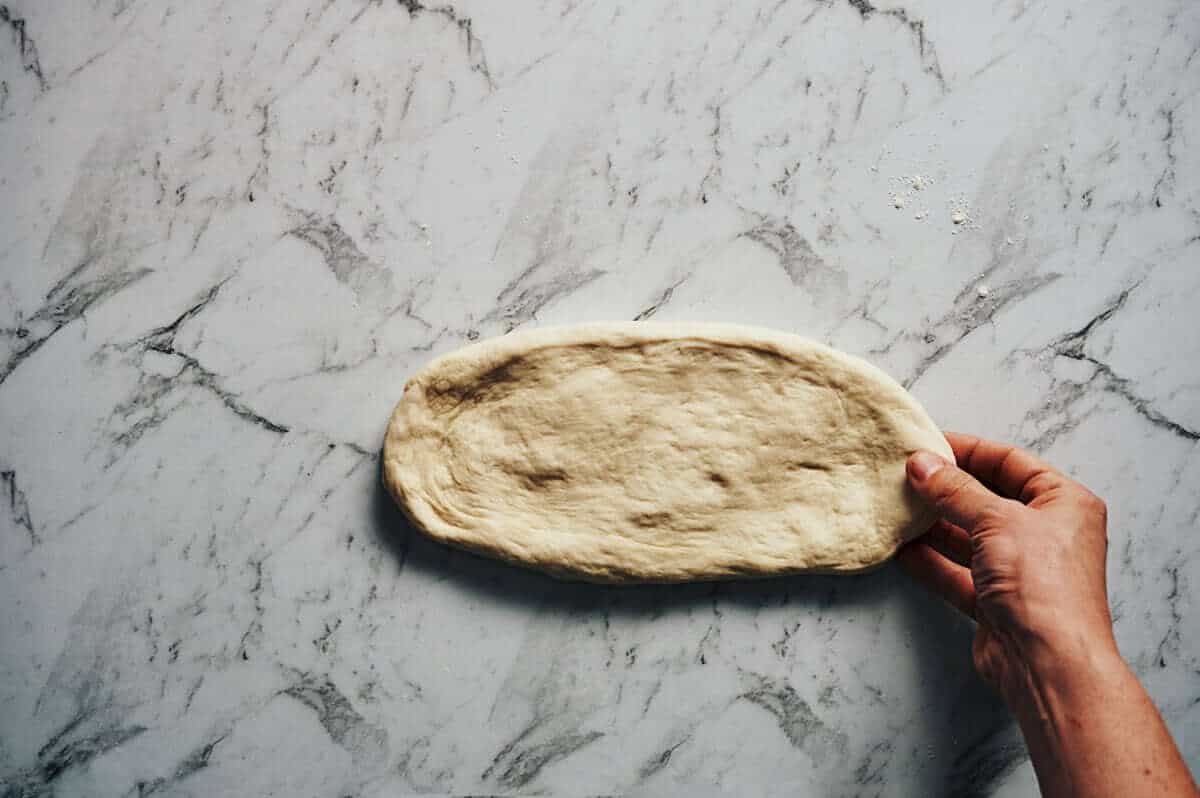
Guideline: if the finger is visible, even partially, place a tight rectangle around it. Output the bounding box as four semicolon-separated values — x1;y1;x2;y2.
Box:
907;450;1012;530
896;541;976;618
924;519;972;567
945;432;1069;504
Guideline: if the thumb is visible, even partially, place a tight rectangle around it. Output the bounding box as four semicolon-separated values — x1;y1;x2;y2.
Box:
907;450;1008;531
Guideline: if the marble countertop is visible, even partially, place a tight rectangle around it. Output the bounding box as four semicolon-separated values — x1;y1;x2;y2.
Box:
2;0;1198;794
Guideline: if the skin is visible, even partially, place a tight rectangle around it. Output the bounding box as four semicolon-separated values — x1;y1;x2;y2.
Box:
898;433;1199;798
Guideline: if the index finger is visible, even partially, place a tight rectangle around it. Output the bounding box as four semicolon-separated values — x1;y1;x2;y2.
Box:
945;432;1068;504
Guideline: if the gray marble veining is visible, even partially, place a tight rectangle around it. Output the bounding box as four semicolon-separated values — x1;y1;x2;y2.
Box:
0;0;1197;795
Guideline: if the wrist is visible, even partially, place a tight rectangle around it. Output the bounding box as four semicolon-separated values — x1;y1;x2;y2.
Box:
1008;629;1129;725
1026;621;1121;674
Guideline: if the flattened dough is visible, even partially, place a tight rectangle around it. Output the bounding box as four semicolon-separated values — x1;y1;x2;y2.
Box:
383;322;952;583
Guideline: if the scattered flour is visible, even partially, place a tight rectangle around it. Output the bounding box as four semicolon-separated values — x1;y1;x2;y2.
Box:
887;173;933;212
875;158;983;234
948;195;975;227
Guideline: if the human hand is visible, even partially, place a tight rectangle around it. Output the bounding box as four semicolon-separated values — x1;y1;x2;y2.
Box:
897;433;1118;706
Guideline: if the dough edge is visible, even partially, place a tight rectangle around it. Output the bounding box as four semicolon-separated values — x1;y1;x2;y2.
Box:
382;321;953;583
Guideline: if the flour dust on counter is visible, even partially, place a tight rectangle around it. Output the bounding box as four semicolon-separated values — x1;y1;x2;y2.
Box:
1;0;1198;795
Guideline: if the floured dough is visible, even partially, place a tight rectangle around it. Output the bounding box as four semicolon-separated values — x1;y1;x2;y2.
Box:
383;322;952;583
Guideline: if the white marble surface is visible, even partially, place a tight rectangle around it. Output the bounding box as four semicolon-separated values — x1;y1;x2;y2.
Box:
1;0;1198;794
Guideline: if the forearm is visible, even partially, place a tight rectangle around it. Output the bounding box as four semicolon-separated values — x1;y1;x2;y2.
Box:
1010;645;1199;798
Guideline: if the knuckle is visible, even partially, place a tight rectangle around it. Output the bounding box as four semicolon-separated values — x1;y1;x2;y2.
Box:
976;503;1014;529
1077;489;1108;520
934;472;974;510
933;470;1011;526
1021;472;1060;501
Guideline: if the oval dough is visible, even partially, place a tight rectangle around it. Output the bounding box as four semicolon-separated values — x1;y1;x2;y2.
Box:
383;322;952;583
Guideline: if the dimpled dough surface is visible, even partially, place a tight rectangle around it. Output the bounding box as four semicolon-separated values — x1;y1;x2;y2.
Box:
382;322;953;583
